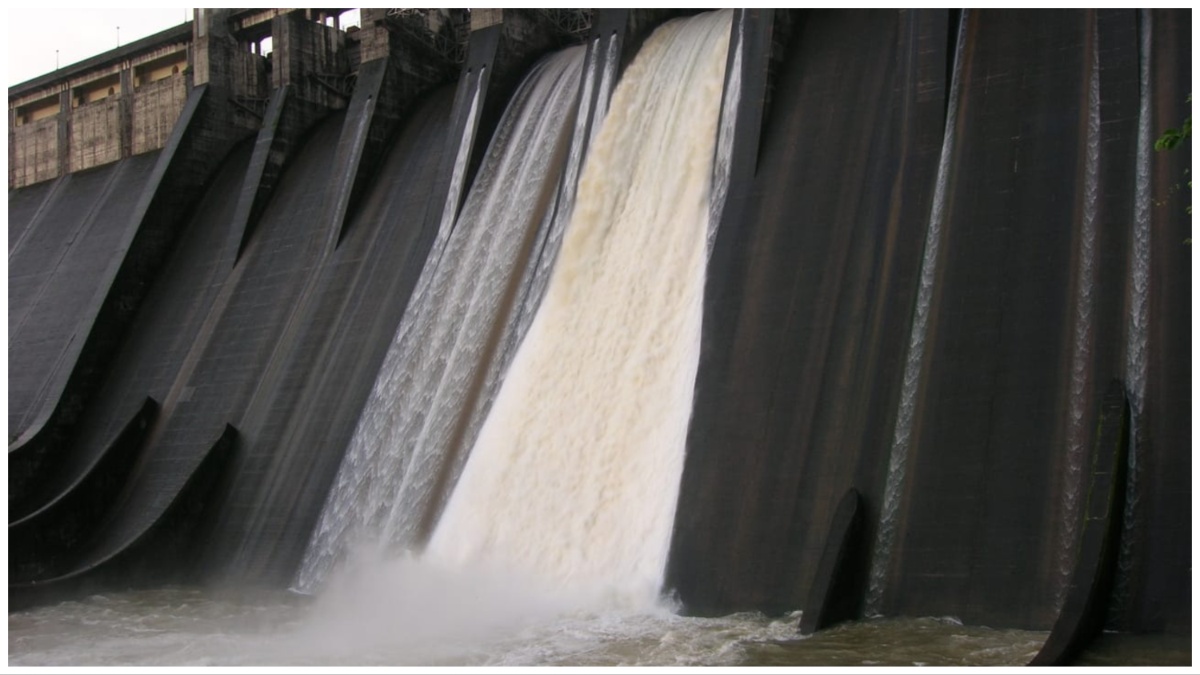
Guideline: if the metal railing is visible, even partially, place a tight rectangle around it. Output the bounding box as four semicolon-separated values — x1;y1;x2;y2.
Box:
538;9;593;41
384;9;469;64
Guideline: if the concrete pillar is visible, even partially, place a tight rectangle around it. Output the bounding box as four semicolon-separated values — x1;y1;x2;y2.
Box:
271;9;347;107
57;90;71;182
192;8;234;89
119;68;134;158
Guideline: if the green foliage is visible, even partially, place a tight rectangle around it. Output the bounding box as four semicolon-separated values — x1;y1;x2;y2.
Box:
1154;94;1191;153
1154;116;1190;151
1154;94;1191;232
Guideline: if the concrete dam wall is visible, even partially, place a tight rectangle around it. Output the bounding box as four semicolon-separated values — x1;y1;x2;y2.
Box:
8;8;1190;645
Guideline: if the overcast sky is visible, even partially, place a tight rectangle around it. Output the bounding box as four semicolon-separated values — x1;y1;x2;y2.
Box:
8;8;193;87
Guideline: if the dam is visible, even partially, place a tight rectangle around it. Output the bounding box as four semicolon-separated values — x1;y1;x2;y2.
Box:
8;8;1191;666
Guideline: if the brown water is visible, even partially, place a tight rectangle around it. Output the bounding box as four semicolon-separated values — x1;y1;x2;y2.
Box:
8;582;1188;667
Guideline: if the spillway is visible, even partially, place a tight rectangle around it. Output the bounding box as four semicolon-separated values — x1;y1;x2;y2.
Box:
425;9;733;605
202;86;459;582
298;46;586;590
9;152;161;444
1057;13;1102;605
6;8;1191;654
865;9;967;616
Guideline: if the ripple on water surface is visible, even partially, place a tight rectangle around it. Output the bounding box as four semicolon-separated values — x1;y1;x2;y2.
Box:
11;580;1186;667
4;584;1079;668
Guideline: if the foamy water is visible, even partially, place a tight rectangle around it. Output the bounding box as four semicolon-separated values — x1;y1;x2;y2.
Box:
297;47;585;591
426;10;733;604
9;579;1061;667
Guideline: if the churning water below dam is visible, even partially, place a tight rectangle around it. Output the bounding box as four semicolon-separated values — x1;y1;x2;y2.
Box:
8;569;1188;667
6;579;1044;667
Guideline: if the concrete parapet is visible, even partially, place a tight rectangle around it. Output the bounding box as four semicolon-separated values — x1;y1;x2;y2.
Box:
68;99;123;172
10;115;60;187
9;22;192;188
132;76;189;155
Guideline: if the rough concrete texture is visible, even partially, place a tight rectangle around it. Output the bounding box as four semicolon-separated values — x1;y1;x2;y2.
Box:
337;15;458;230
23;82;454;588
878;9;1139;630
669;8;1190;636
68;99;124;172
11;139;253;534
669;8;948;618
10;116;60;188
201;87;456;584
1031;381;1129;665
1120;8;1191;634
66;113;351;576
222;10;360;259
9;24;192;188
9;152;163;448
8;168;62;251
272;11;348;102
10;397;157;583
10;83;257;520
132;76;189;155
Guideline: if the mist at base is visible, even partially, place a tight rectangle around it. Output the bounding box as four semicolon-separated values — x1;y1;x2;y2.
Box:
289;548;681;665
8;552;1080;668
8;553;752;667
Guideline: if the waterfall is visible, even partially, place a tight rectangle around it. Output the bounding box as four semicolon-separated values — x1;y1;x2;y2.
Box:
435;74;483;246
588;35;620;148
1057;13;1102;606
425;10;733;606
865;10;968;617
511;42;598;336
296;48;585;591
708;13;742;254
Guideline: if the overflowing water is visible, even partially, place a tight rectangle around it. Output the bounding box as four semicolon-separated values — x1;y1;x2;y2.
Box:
426;10;733;606
297;48;585;590
865;9;968;615
708;11;742;252
437;70;483;242
589;36;620;147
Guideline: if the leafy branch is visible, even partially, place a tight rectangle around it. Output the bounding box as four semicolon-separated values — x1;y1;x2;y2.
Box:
1154;95;1191;151
1154;94;1191;238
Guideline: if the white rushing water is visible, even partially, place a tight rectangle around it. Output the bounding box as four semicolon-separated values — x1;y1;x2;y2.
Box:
296;48;585;591
426;10;733;607
589;34;620;148
865;10;968;616
433;71;483;263
708;11;742;253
